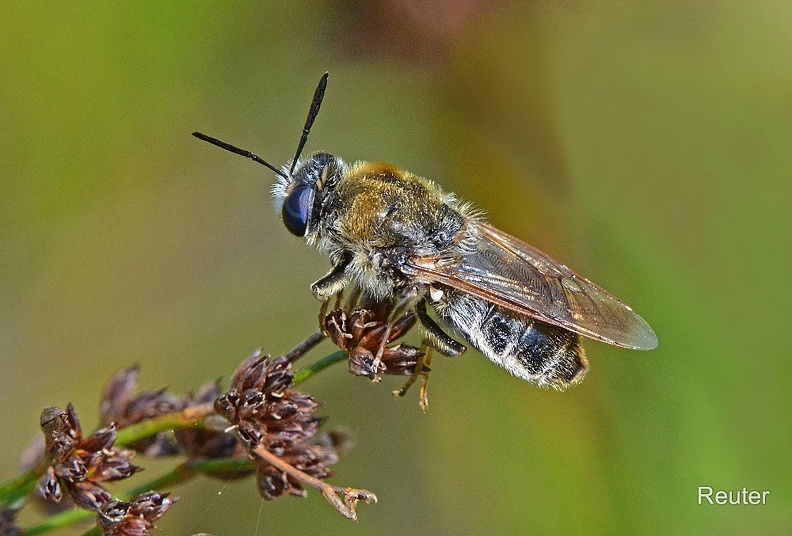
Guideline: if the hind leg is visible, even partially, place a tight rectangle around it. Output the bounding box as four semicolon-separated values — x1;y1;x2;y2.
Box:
393;341;433;411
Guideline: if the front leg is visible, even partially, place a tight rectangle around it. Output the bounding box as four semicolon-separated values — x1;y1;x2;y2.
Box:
311;254;352;300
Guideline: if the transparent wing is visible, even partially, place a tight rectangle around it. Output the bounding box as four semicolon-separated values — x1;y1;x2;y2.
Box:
406;221;658;350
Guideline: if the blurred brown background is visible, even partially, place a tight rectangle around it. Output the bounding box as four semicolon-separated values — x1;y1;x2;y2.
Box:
1;1;789;534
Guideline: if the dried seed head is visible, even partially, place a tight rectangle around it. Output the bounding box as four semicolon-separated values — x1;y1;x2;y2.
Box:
215;350;322;450
215;350;343;501
36;405;141;511
174;382;250;478
101;365;240;460
324;297;422;379
97;492;177;536
99;367;183;457
40;405;81;463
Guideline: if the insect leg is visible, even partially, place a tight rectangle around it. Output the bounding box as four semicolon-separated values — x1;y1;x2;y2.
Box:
392;341;433;411
318;298;330;333
418;345;433;411
416;298;467;357
310;255;352;300
317;289;345;333
370;323;391;382
369;291;419;379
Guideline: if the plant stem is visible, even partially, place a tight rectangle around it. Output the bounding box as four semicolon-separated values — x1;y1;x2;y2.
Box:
251;444;375;521
0;469;37;508
293;350;347;385
114;402;214;447
24;505;92;535
284;329;326;363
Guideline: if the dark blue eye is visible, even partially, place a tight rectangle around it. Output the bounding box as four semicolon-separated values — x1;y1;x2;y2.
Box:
282;185;314;236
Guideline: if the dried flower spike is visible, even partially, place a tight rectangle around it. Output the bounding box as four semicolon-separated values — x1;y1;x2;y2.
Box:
100;367;184;457
214;350;323;452
37;405;141;511
172;382;247;468
97;491;177;536
324;296;423;380
215;350;375;519
215;351;334;496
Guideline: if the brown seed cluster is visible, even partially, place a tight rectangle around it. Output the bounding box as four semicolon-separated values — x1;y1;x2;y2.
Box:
214;350;341;499
324;297;423;379
22;312;403;530
172;382;249;473
99;366;184;457
100;367;248;473
97;492;177;536
36;405;141;511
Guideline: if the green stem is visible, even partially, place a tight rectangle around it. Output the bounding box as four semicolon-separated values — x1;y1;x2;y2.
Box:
0;469;38;508
114;403;214;447
24;505;93;536
293;351;347;385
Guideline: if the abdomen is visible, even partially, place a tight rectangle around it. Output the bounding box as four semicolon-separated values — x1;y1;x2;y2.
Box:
436;292;587;389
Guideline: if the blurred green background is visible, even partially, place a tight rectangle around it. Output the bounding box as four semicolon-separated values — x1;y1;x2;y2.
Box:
1;2;789;534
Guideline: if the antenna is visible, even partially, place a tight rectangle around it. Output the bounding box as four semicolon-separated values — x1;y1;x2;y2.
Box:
289;72;329;175
191;131;288;179
193;72;329;180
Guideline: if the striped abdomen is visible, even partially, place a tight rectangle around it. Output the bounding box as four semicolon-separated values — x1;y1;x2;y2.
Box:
436;292;587;389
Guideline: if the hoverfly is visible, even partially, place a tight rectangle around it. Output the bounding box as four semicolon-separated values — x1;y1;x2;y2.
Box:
193;73;657;390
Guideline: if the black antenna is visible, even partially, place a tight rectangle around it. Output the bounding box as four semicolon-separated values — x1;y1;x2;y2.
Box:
191;131;288;179
289;72;329;175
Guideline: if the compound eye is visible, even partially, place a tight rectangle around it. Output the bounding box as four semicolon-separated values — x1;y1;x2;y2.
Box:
282;185;314;236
